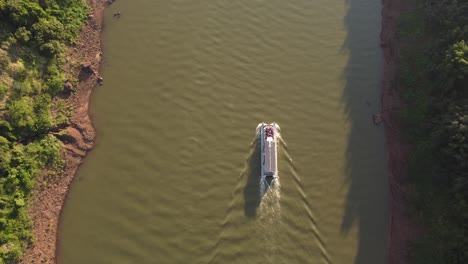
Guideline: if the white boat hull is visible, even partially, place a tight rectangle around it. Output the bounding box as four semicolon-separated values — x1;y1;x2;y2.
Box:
257;122;279;187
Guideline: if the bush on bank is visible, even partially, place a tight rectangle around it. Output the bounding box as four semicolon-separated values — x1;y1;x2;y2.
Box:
0;0;88;262
399;0;468;263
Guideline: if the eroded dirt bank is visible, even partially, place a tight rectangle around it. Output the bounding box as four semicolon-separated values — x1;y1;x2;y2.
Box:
380;0;420;263
20;0;106;263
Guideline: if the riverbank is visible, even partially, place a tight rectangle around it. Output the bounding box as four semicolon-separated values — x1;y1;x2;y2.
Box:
380;0;420;263
19;0;106;263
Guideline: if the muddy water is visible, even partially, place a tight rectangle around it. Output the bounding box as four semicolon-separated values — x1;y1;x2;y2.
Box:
59;1;388;263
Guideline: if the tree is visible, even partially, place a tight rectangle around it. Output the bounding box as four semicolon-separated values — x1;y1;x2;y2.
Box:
6;95;53;138
31;17;65;45
445;40;468;79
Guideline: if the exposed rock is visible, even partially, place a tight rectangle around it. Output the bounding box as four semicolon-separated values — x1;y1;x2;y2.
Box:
55;132;76;144
78;64;95;81
80;64;94;74
63;80;74;94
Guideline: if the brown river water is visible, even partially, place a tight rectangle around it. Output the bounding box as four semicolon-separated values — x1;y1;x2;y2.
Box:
58;0;388;263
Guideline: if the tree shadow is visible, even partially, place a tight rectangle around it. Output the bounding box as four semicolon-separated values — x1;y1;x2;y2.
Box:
340;0;389;264
243;139;262;218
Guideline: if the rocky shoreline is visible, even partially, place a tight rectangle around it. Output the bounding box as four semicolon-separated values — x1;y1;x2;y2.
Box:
20;0;106;263
380;0;419;263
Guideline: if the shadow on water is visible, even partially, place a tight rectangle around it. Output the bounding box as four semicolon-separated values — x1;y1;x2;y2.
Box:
243;139;262;218
341;0;389;264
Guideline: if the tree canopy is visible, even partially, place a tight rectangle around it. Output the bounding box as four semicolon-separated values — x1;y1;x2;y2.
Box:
0;0;88;262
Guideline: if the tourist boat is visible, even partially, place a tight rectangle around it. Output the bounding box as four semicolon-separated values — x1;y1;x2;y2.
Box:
257;122;279;185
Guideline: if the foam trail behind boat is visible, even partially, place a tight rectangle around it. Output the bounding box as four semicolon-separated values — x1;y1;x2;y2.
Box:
280;135;333;264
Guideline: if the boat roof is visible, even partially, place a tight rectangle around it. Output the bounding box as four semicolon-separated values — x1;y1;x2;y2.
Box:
264;136;277;175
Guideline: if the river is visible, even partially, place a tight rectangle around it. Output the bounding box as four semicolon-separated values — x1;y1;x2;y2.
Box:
58;0;388;263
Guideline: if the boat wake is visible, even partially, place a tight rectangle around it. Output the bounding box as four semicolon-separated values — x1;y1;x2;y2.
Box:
209;130;282;263
209;125;332;264
280;137;333;264
257;180;282;260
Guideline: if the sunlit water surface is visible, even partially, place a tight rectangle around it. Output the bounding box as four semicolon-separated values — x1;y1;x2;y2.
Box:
59;1;388;263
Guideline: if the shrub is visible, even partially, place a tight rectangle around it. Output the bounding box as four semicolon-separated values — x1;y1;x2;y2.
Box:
6;94;53;138
6;60;25;79
0;136;11;171
6;96;41;137
0;83;8;98
12;80;32;96
0;1;46;27
45;73;63;95
45;61;64;94
0;120;14;140
31;17;65;45
0;49;10;71
14;27;31;43
32;94;52;134
39;39;65;56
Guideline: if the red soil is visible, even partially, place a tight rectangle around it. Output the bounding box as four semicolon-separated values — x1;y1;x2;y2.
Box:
380;0;421;263
20;0;106;263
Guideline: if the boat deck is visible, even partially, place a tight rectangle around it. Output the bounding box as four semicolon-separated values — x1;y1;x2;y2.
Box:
264;137;277;176
259;123;278;179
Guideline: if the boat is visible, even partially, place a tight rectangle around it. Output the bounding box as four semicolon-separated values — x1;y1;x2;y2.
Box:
257;122;279;186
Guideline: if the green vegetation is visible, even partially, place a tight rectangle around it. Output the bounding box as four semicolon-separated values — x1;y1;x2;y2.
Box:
398;0;468;263
0;0;88;262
